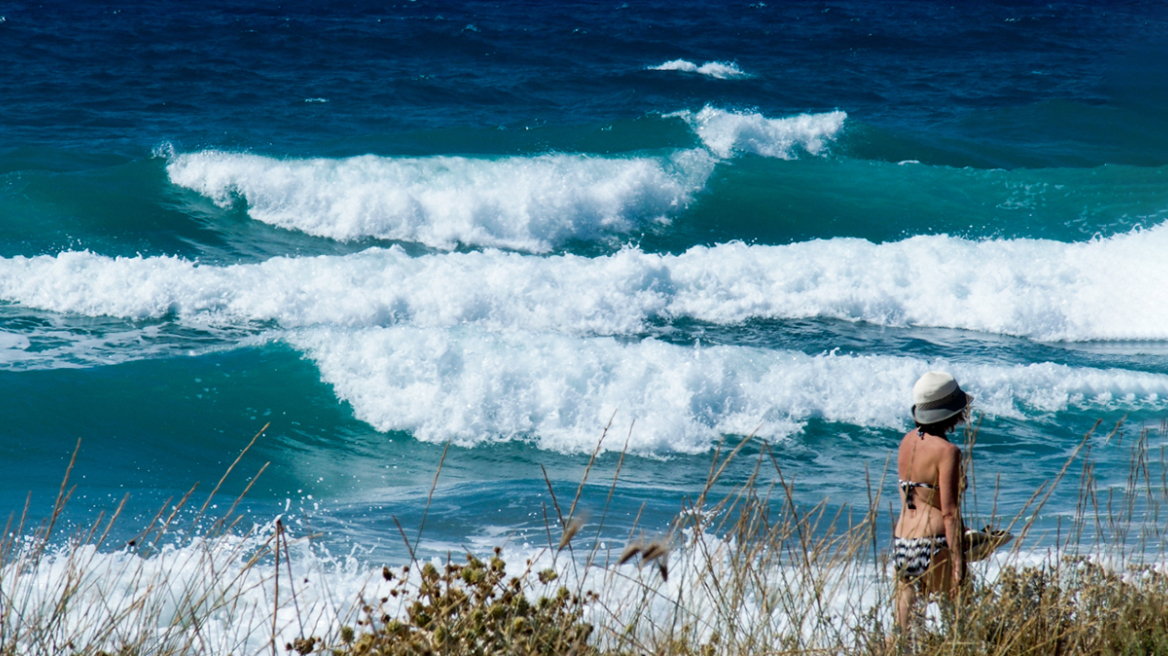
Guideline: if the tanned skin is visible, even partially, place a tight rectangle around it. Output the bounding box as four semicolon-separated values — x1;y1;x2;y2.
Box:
894;420;966;630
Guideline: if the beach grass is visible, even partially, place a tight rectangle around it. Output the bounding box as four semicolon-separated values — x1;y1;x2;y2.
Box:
3;419;1168;655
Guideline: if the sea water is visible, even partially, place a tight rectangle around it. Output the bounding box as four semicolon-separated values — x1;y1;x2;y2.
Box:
3;0;1168;647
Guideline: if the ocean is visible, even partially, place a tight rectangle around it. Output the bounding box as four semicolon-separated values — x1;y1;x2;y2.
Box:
3;0;1168;647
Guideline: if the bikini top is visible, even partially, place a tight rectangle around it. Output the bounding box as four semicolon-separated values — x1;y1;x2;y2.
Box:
900;427;939;510
899;479;936;510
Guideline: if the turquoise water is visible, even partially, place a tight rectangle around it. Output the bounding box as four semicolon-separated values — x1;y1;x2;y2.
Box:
3;1;1168;568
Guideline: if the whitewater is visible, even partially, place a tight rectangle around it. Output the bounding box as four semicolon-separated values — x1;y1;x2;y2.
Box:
3;1;1168;651
4;223;1168;341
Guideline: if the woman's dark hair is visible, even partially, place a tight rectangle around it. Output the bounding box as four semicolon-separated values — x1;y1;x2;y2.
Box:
912;407;964;437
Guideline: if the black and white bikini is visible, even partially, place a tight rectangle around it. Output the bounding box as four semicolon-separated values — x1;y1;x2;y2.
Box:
894;430;948;580
899;478;934;511
893;534;948;580
893;478;947;579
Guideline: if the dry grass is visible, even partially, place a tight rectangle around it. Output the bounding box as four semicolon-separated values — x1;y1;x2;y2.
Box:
3;419;1168;655
0;426;291;656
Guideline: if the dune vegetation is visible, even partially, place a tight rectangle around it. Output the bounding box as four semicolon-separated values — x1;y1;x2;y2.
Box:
3;419;1168;655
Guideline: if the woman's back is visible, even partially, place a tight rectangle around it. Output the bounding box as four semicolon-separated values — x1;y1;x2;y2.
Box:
895;428;962;540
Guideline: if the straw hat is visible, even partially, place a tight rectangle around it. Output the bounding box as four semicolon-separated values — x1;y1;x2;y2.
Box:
912;371;971;424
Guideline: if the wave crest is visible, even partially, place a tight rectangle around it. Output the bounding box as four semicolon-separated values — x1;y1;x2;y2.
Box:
164;108;845;250
289;327;1168;453
669;106;847;159
3;223;1168;342
167;150;716;252
648;59;748;79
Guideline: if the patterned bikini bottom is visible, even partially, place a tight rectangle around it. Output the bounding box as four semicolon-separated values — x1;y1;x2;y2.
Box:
893;535;949;580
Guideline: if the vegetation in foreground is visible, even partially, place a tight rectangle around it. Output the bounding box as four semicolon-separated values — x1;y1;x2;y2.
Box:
3;420;1168;655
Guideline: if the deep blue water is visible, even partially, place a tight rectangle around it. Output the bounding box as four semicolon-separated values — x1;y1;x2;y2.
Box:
3;0;1168;568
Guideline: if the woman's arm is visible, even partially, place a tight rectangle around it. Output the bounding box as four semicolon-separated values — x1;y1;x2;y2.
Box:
938;442;965;591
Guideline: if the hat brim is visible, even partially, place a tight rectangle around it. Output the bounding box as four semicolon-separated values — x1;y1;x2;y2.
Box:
913;389;971;425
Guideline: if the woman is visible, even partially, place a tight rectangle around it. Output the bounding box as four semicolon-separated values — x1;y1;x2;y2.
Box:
893;371;971;630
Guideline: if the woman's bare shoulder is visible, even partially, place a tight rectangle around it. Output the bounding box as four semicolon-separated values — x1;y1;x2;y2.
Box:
898;430;960;459
937;437;961;455
939;436;957;457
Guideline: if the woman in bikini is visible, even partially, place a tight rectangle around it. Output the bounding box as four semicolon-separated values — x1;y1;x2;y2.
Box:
893;371;972;630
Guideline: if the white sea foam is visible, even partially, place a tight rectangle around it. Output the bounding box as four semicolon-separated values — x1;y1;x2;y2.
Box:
285;327;1168;453
648;59;748;79
0;330;31;353
165;108;844;250
0;326;135;369
166;149;716;252
0;528;384;655
669;106;847;158
2;224;1167;342
0;322;249;371
0;513;1107;655
3;525;868;653
6;229;1166;443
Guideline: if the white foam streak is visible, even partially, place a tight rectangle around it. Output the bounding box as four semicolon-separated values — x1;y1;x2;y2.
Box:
167;149;715;252
0;325;181;370
0;330;31;354
287;327;1168;453
3;225;1168;342
670;106;847;158
648;59;748;79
